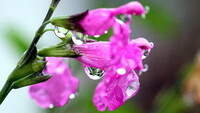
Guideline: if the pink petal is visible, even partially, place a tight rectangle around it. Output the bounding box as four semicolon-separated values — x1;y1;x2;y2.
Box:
29;57;79;108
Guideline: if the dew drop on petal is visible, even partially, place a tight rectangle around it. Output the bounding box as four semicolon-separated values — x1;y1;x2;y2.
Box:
94;35;100;38
126;81;138;97
142;50;149;59
48;104;54;109
116;68;126;75
54;26;68;38
84;67;105;80
69;93;76;99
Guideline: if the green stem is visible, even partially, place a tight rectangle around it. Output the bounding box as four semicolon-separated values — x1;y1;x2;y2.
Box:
0;0;61;105
42;29;54;34
0;81;12;105
19;0;60;65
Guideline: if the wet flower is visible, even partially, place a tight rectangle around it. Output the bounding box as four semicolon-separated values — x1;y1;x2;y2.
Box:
37;1;153;111
29;57;79;108
93;68;139;111
51;1;146;36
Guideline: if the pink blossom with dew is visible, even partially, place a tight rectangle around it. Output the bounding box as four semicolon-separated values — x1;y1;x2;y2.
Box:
29;57;79;108
110;18;144;72
93;68;139;111
73;42;112;71
79;1;145;36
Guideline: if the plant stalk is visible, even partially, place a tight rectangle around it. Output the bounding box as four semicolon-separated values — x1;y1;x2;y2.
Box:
0;0;61;105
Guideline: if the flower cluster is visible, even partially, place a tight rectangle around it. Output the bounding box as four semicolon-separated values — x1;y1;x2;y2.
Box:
29;1;153;111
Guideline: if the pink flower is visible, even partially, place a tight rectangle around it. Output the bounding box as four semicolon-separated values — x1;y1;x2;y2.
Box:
110;19;143;71
29;57;79;108
93;68;139;111
79;1;145;36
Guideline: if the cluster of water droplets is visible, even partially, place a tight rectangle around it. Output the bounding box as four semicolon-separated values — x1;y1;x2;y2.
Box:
54;26;88;45
84;67;105;80
47;93;76;109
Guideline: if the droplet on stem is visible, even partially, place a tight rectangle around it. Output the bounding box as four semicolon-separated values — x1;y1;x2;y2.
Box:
84;67;105;80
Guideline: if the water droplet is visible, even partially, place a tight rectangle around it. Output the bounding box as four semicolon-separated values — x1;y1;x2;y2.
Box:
116;15;129;23
72;32;87;45
48;104;54;109
54;26;68;38
142;50;149;59
84;67;105;80
145;6;150;14
94;35;100;38
141;14;146;19
126;81;139;97
104;31;108;34
139;64;148;75
69;93;75;99
142;6;150;19
116;68;126;75
150;42;154;48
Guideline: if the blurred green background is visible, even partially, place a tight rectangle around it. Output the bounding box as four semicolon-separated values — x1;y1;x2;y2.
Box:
1;0;200;113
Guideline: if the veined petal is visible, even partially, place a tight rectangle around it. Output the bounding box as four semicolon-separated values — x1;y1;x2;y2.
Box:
29;57;79;108
73;42;112;70
93;68;139;111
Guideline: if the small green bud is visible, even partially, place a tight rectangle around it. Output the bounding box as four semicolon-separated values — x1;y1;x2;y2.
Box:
38;41;80;58
12;73;52;89
50;10;88;33
32;60;47;72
